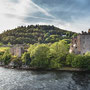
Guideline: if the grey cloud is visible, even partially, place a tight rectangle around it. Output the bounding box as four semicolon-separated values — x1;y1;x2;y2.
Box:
32;0;90;22
1;0;90;32
4;13;56;24
4;13;24;20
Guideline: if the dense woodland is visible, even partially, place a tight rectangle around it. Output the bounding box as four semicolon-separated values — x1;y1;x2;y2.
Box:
0;25;77;44
0;40;90;70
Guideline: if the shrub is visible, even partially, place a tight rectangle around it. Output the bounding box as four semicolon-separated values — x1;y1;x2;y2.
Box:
71;55;90;70
84;56;90;70
12;57;22;67
2;51;11;65
0;55;2;62
85;52;90;56
71;55;84;68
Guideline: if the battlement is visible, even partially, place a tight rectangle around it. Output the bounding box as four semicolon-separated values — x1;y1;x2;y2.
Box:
81;29;90;35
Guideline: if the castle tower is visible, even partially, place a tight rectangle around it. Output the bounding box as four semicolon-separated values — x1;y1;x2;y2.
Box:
88;29;90;34
69;30;90;55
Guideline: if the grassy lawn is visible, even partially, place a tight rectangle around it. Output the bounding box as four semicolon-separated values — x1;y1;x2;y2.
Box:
0;47;10;52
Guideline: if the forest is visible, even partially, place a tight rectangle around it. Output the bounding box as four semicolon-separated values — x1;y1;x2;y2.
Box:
0;25;77;44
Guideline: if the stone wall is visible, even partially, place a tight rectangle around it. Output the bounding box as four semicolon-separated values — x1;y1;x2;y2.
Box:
10;45;25;57
69;31;90;55
80;35;90;54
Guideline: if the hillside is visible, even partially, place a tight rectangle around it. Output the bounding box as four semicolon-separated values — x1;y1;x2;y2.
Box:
0;25;76;44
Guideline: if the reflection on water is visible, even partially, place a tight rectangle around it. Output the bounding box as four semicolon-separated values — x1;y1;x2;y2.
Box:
0;67;90;90
72;72;90;90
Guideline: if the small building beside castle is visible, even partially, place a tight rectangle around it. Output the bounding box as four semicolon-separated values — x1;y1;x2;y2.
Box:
10;44;27;57
69;29;90;55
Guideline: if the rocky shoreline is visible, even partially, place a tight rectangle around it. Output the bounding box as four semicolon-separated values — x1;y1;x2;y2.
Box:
0;65;90;72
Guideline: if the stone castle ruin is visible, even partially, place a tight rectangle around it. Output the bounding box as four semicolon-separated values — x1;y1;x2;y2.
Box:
69;29;90;55
10;44;29;57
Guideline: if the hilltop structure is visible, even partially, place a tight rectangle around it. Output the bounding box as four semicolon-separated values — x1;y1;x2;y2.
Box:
69;29;90;55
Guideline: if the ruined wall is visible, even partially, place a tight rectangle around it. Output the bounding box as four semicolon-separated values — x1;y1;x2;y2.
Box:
76;35;81;54
80;35;90;54
10;46;25;57
69;37;79;54
69;34;90;55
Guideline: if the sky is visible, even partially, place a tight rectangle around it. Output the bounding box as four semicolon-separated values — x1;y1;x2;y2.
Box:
0;0;90;33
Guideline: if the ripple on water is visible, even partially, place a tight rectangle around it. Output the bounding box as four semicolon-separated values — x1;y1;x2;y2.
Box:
0;67;90;90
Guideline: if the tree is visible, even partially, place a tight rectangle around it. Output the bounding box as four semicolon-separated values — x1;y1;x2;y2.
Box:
2;51;11;65
61;39;71;44
8;42;11;46
0;42;3;46
28;43;39;54
0;55;2;62
66;53;75;66
72;33;78;38
0;25;75;44
71;55;84;68
84;56;90;70
22;52;31;65
71;55;90;70
30;44;50;68
0;52;4;64
85;52;90;56
49;40;69;68
0;52;4;55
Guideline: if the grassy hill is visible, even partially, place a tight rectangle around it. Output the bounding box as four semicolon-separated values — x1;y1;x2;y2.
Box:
0;25;76;44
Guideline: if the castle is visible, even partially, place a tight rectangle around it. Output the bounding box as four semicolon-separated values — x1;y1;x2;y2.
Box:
69;29;90;55
10;45;25;57
10;44;29;57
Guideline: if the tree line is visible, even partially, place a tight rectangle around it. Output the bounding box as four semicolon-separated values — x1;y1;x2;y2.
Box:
0;40;90;70
0;25;76;44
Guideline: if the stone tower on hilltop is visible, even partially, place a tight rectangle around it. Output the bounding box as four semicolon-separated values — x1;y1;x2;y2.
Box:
69;29;90;55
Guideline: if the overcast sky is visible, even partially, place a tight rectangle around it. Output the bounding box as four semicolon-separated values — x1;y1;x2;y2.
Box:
0;0;90;33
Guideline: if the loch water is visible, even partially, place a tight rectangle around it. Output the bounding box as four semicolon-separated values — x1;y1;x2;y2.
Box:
0;67;90;90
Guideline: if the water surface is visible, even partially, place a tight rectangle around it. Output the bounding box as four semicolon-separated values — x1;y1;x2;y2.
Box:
0;67;90;90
